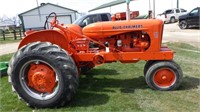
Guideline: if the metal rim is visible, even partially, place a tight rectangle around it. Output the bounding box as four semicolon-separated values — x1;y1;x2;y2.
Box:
19;59;60;100
180;21;187;29
171;17;175;23
153;68;176;89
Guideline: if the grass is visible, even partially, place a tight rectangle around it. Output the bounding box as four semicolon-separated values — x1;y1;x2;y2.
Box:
0;37;21;44
0;42;200;112
0;53;13;62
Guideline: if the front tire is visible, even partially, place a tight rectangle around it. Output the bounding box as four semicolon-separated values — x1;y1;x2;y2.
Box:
8;42;79;108
179;20;188;29
145;61;183;91
144;60;157;76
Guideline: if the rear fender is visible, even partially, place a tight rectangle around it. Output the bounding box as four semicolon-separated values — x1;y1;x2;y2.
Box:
19;30;69;51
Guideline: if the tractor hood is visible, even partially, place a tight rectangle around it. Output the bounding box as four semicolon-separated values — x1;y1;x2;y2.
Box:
83;19;163;39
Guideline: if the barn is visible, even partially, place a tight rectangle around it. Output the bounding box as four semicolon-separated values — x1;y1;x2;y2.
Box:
18;3;78;32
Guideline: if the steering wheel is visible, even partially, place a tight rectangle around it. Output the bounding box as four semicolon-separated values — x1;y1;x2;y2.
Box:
44;12;58;29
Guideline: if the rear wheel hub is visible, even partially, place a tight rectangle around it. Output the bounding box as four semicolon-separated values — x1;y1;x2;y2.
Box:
28;64;56;93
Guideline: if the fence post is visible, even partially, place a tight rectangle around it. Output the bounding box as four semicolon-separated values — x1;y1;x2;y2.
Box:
13;30;17;40
3;30;5;40
19;29;22;39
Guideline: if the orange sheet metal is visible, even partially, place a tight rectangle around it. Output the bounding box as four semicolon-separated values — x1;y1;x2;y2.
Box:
75;47;173;62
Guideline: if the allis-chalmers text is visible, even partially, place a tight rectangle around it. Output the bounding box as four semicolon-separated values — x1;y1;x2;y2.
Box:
112;25;143;29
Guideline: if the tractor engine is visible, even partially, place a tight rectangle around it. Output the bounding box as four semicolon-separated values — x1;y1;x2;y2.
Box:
99;31;150;52
81;20;155;53
71;30;150;53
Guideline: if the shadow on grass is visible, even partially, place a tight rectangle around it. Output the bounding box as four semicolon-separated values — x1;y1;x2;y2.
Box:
68;75;147;107
84;68;120;76
69;70;200;107
79;76;147;93
2;69;198;108
179;76;200;90
69;91;109;107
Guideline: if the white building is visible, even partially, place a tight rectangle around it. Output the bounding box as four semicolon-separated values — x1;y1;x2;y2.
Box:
19;3;78;32
89;0;199;16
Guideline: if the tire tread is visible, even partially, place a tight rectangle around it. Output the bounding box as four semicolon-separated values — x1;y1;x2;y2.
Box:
8;42;79;108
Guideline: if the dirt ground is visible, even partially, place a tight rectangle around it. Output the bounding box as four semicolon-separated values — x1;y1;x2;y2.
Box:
0;23;199;56
163;23;200;48
0;42;19;56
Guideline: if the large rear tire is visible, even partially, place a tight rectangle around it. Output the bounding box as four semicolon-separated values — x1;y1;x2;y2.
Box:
145;61;183;91
7;42;79;108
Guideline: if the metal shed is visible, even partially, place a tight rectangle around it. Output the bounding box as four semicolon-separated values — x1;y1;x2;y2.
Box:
18;3;78;32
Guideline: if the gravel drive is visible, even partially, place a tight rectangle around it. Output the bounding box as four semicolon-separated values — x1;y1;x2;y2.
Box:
0;42;19;56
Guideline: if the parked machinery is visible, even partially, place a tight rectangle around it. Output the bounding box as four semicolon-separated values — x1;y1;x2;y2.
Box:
112;11;139;20
7;12;182;108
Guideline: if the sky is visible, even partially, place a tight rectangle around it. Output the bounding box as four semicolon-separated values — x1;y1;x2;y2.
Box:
0;0;199;18
89;0;199;16
0;0;113;18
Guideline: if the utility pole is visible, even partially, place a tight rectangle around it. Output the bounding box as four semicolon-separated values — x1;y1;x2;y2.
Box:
177;0;179;8
126;0;130;20
36;0;42;21
153;0;155;18
149;0;151;10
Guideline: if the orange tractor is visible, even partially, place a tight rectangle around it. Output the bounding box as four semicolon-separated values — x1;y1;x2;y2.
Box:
8;12;182;108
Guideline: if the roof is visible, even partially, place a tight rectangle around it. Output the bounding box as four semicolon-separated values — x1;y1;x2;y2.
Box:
19;3;78;16
89;0;133;12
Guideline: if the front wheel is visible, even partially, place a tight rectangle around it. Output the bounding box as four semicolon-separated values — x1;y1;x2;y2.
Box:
144;60;157;76
179;20;188;29
8;42;79;108
145;61;183;91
